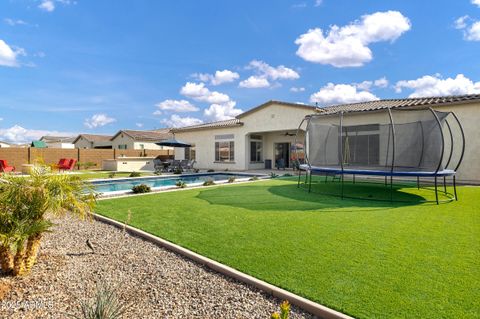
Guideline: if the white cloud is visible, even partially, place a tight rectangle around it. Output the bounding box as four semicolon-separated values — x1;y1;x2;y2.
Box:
465;21;480;41
4;18;28;26
247;60;300;80
314;0;322;6
0;118;3;121
374;77;389;88
135;123;143;128
310;83;379;106
455;15;470;29
180;82;230;104
0;40;22;67
295;11;411;67
0;125;74;144
472;0;480;7
161;114;203;128
84;114;116;129
239;76;271;88
290;87;306;92
204;101;243;121
193;69;240;86
154;99;199;114
39;0;55;12
395;74;480;97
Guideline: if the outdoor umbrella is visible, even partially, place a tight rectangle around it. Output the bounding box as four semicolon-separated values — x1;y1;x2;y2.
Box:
155;138;191;148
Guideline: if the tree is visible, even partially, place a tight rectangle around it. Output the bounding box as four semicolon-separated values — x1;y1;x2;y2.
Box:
0;169;96;276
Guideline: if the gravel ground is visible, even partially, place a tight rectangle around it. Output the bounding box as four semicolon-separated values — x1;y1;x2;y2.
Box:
0;216;315;319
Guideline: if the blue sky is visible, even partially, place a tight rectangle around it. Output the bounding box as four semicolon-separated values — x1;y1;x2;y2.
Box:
1;0;480;143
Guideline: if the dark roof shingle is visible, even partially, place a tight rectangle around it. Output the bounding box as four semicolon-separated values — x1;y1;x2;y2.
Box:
114;128;172;141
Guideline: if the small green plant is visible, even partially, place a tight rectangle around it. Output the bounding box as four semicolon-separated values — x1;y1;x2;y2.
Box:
79;162;97;170
108;172;116;179
154;169;162;175
173;167;183;174
270;172;279;178
131;184;151;194
203;179;215;186
193;168;200;173
249;176;259;181
175;180;186;188
224;168;229;172
227;176;235;183
271;300;290;319
70;281;130;319
129;172;141;177
207;169;215;172
282;173;293;177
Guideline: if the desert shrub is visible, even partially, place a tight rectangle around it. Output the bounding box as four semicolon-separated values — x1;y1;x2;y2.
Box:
154;169;162;176
270;172;279;178
108;172;116;179
129;172;141;177
193;169;200;173
79;162;97;170
227;176;235;183
173;167;183;175
131;184;151;194
203;179;215;186
271;300;290;319
282;173;293;177
207;169;215;172
249;176;259;181
72;281;130;319
175;180;186;188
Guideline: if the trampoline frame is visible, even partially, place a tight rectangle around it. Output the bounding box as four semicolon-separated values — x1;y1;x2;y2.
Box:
294;107;466;204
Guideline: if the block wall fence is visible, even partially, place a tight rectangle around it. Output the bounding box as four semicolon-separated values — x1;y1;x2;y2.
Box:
0;148;174;170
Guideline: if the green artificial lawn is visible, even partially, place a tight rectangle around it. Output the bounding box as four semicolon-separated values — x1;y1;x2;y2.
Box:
96;177;480;318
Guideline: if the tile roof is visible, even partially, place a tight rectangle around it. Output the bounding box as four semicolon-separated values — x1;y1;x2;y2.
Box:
40;135;76;143
171;119;243;132
318;94;480;115
236;100;317;118
73;134;113;143
114;128;172;141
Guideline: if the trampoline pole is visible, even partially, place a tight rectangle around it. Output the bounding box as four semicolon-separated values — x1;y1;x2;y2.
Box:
390;175;393;202
417;176;420;190
435;176;439;205
443;176;447;193
453;176;458;201
308;170;312;193
341;174;344;199
297;168;302;188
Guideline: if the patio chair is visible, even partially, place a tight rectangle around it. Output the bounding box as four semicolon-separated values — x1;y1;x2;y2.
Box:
170;160;181;172
184;160;196;171
153;158;163;171
59;158;77;171
0;159;15;173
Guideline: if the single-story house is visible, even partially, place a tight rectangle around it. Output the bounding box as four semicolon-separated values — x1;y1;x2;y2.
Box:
110;128;173;150
39;136;76;149
73;134;113;149
0;141;11;148
172;100;316;171
172;95;480;184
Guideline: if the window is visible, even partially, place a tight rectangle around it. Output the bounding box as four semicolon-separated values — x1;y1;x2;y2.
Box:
185;144;196;161
118;144;127;150
250;135;263;162
215;141;234;162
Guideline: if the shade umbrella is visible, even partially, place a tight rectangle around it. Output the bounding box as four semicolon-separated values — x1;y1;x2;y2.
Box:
155;138;191;148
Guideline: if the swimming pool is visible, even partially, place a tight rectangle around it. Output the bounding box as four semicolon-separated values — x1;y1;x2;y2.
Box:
91;172;261;195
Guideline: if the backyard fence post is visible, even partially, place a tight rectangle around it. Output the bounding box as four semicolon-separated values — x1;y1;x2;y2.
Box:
28;147;31;164
77;148;80;170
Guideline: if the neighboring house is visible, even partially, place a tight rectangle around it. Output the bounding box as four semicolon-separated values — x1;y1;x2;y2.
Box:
39;136;76;149
172;100;316;171
73;134;113;149
0;141;11;148
173;96;480;183
110;128;172;150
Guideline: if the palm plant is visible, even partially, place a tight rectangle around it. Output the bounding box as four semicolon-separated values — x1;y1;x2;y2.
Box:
0;169;96;276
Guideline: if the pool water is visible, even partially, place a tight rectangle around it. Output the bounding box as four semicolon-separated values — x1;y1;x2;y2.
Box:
91;173;255;194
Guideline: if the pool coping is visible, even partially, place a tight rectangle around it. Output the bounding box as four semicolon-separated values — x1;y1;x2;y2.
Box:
93;213;354;319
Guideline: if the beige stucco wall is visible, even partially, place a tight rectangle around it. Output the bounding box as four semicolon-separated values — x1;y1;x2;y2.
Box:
174;103;314;170
0;142;11;148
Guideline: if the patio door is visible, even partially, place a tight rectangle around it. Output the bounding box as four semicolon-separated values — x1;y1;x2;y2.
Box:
275;143;290;168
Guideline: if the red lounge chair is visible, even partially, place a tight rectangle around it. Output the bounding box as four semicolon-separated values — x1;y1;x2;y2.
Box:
0;159;15;173
58;158;77;171
57;158;68;168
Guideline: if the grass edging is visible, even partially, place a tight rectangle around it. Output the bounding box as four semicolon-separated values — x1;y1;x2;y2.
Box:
93;213;353;319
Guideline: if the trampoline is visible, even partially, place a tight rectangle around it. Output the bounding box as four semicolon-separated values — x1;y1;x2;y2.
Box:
294;107;465;204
